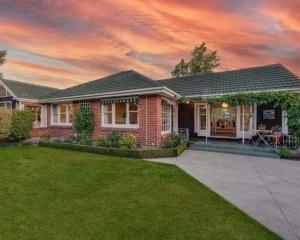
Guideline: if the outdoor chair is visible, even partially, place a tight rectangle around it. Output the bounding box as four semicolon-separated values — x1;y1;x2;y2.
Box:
265;126;283;147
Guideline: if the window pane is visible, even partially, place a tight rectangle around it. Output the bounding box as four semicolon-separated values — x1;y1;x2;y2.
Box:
240;105;251;131
68;104;73;123
60;104;67;114
53;115;58;123
104;113;112;124
130;112;138;124
104;104;112;112
129;102;138;111
200;115;206;130
52;104;58;114
115;103;126;124
52;104;58;123
5;102;12;109
60;114;67;123
161;100;172;133
199;106;206;115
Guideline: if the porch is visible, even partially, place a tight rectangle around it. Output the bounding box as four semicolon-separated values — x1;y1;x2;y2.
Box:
178;101;289;144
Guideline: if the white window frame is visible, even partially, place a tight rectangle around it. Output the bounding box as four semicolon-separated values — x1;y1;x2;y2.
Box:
79;100;91;109
51;103;73;126
101;102;139;129
0;101;12;110
161;99;172;135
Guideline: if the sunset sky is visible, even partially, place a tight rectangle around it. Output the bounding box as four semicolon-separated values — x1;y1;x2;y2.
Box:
0;0;299;89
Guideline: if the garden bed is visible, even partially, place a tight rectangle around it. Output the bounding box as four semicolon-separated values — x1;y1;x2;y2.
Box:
38;141;187;158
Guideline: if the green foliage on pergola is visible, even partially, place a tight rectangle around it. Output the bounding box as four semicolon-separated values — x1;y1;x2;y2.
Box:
179;91;300;138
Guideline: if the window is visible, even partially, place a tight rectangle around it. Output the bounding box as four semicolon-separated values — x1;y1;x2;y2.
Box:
101;102;138;128
79;100;91;109
240;105;252;131
51;103;73;125
161;99;172;134
0;101;12;110
26;106;41;127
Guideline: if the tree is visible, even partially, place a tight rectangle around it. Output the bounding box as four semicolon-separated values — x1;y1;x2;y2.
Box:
171;43;220;77
0;50;7;79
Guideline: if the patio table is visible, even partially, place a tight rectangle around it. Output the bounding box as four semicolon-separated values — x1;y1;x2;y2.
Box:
253;130;272;147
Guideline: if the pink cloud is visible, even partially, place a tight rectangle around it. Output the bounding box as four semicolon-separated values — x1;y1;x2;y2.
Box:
0;0;299;88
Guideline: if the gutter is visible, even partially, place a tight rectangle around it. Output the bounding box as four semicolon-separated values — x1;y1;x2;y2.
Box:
184;88;300;99
39;86;181;103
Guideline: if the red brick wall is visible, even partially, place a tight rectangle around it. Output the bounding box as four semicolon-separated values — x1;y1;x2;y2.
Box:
30;95;171;146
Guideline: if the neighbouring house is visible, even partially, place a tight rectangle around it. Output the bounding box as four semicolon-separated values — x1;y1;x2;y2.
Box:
1;64;300;146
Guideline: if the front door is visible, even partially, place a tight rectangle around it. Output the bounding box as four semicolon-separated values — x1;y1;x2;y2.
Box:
210;104;236;137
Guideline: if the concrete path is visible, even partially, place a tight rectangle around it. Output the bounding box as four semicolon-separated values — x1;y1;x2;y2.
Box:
146;150;300;240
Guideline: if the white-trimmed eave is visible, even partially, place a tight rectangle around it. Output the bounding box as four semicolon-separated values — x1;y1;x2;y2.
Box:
184;87;300;99
0;79;18;99
39;86;181;103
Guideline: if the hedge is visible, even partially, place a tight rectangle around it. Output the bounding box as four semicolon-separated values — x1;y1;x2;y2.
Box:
38;141;187;158
0;108;12;139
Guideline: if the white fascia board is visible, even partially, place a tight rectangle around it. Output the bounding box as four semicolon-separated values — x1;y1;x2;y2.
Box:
39;86;180;103
185;88;300;99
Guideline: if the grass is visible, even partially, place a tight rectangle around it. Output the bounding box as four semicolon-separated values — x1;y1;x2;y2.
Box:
0;146;280;240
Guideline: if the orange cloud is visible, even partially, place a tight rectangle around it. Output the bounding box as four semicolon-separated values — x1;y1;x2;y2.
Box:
0;0;299;89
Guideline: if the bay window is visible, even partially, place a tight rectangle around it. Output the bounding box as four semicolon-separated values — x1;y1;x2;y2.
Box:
161;99;172;134
101;102;138;128
51;103;73;126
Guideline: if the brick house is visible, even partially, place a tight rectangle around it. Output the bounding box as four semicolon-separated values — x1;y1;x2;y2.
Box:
1;64;300;146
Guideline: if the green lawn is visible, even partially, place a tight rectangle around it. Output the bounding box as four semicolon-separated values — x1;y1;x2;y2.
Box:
0;146;280;240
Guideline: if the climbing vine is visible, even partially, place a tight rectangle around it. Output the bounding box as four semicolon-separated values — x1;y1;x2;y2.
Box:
180;91;300;138
178;96;202;103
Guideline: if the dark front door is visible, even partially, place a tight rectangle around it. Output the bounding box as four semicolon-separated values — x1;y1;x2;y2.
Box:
178;103;196;137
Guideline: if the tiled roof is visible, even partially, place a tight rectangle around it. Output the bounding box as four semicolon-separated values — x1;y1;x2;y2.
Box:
42;70;162;99
3;64;300;101
157;64;300;96
1;79;58;100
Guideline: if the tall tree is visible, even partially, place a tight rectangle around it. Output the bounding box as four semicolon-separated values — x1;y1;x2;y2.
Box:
0;50;7;79
171;43;220;77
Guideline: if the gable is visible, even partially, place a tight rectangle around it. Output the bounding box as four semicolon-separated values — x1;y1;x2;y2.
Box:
0;84;11;97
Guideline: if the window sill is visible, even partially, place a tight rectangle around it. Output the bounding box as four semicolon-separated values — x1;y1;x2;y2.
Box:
161;131;171;135
49;125;73;129
101;125;139;130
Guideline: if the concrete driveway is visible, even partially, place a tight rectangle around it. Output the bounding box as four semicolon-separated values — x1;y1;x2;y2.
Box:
148;150;300;240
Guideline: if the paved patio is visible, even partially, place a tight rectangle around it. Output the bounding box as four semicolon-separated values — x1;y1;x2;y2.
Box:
147;150;300;240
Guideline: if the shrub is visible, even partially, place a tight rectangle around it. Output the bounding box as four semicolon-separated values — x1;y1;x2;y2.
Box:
75;107;95;140
0;108;12;139
10;110;35;140
121;134;137;149
96;131;121;148
39;141;187;158
163;134;183;148
76;132;93;145
279;148;294;159
63;136;76;144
